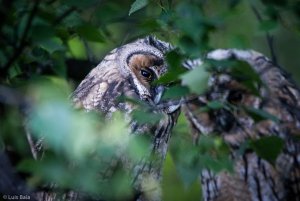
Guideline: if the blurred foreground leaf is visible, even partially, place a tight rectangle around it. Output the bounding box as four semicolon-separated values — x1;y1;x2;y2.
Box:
129;0;149;16
162;154;202;201
162;85;190;100
250;136;284;164
76;24;104;43
156;51;186;84
244;106;279;123
132;109;163;125
181;66;210;94
169;114;233;188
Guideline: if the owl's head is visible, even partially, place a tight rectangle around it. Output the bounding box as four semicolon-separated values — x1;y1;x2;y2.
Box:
117;36;172;105
72;36;175;114
184;49;300;146
184;71;261;145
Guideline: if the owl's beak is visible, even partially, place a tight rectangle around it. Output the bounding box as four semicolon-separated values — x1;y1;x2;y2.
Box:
154;85;164;104
154;85;182;113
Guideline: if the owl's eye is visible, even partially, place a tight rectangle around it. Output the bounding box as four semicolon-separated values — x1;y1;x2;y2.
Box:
140;69;153;80
228;90;243;103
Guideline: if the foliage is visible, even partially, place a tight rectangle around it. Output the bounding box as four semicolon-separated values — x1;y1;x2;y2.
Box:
1;0;300;200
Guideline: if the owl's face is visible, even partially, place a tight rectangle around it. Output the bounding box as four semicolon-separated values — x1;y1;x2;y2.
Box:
185;73;260;143
184;49;300;147
126;52;165;104
116;37;172;106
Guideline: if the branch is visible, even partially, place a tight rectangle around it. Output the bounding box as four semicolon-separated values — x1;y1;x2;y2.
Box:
0;151;36;200
0;2;76;80
251;5;278;65
52;6;76;25
0;0;14;34
0;0;41;80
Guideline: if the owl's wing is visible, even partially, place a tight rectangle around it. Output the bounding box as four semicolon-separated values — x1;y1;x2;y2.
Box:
72;66;115;112
71;52;131;115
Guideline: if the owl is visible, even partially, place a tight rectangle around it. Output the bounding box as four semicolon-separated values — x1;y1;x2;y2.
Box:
183;49;300;201
71;36;180;200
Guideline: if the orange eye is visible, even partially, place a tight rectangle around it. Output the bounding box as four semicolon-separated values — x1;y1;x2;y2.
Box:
140;69;153;80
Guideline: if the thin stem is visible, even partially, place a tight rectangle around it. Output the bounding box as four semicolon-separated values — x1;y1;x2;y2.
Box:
0;0;41;79
0;3;77;80
53;6;76;25
251;5;278;65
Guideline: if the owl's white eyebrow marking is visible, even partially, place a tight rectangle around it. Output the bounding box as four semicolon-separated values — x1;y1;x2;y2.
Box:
126;51;161;65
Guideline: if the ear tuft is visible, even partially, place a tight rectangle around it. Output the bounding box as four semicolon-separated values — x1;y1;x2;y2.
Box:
144;35;173;53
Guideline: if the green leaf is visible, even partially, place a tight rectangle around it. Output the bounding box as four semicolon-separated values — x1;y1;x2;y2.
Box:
228;0;241;8
175;3;203;41
206;58;237;72
126;135;150;162
196;136;233;173
230;60;263;96
171;144;201;187
176;162;200;187
166;50;183;70
67;36;87;59
207;59;263;96
51;51;67;77
206;101;226;110
156;51;186;84
31;25;55;42
129;0;149;16
181;66;210;94
198;154;233;173
95;3;127;24
156;72;180;84
39;37;65;54
60;10;84;28
8;64;22;79
76;24;104;42
162;154;202;201
162;85;190;100
244;106;279;123
250;136;284;164
178;35;203;57
65;0;99;8
172;113;192;136
259;20;277;31
131;110;163;125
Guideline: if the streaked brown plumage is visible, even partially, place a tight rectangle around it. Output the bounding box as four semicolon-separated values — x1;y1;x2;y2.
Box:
71;36;180;200
183;49;300;201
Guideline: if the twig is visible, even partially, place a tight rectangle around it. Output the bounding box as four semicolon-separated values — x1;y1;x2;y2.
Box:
83;40;96;63
52;6;76;25
251;5;278;65
0;0;41;79
0;3;76;80
0;32;16;48
0;0;13;34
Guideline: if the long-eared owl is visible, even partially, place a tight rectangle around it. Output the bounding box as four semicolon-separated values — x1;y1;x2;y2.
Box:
183;49;300;201
72;36;180;200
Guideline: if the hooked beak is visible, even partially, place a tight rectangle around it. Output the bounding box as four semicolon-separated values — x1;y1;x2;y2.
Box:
154;85;164;104
154;85;181;113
